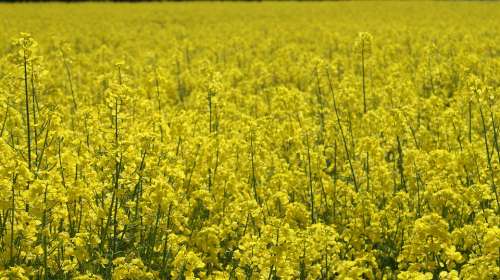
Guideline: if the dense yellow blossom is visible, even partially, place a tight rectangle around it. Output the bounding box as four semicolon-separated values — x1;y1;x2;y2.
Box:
0;2;499;279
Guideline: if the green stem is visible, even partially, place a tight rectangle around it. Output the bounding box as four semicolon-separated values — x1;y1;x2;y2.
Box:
306;133;315;223
23;48;31;212
326;68;359;191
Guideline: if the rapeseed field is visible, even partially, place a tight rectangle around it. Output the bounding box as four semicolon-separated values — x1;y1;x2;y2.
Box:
0;2;499;279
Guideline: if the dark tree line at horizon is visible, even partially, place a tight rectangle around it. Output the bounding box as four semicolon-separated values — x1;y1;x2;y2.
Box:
0;0;482;3
2;0;255;1
0;0;359;2
1;0;273;2
0;0;260;1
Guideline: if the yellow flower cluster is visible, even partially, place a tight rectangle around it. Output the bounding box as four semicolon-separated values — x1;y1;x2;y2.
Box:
0;2;499;279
